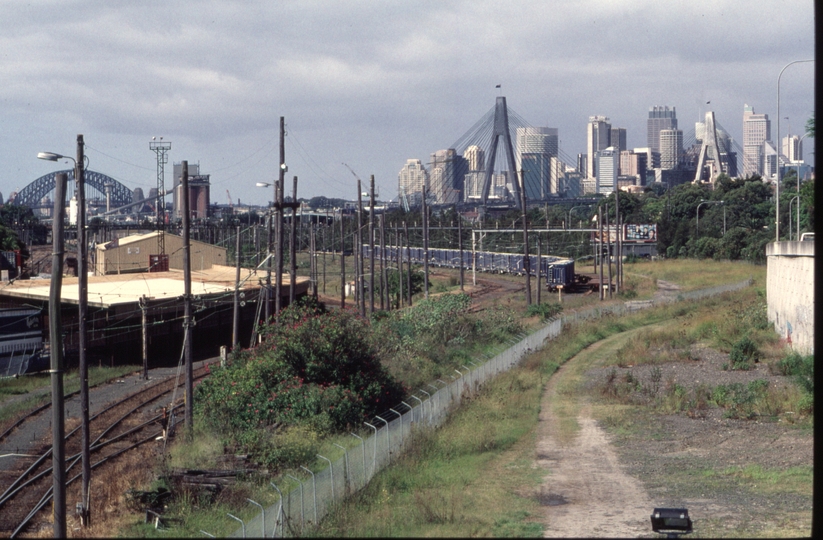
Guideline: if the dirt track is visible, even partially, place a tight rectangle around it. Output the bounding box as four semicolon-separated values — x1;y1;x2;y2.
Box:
535;342;656;538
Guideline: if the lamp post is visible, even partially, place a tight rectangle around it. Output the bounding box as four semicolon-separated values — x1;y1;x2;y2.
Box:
568;205;589;229
38;139;92;527
776;59;814;241
789;196;799;240
696;200;724;238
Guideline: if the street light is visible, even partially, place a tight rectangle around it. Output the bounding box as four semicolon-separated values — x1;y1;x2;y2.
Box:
789;196;800;240
776;58;814;241
568;205;590;229
696;199;724;238
38;137;92;528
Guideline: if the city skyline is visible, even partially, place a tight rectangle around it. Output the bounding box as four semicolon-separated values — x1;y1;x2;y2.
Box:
0;1;814;205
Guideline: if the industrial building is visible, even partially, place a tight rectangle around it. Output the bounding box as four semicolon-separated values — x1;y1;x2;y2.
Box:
93;231;227;275
0;265;310;367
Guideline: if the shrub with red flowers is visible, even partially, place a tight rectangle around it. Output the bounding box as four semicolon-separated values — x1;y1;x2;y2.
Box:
195;299;405;441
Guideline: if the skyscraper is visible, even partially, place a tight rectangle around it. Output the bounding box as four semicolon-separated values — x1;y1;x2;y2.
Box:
596;147;618;195
517;127;558;200
659;129;683;170
782;135;803;162
647;106;677;154
429;149;466;204
610;127;627;153
742;104;771;178
587;116;610;179
398;159;429;201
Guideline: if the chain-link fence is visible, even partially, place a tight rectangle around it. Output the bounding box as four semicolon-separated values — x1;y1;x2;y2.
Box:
229;278;752;537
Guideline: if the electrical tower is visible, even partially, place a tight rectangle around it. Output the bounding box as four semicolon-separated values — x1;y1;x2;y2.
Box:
150;138;171;257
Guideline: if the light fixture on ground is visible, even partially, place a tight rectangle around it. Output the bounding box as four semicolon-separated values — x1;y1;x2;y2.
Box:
650;507;692;538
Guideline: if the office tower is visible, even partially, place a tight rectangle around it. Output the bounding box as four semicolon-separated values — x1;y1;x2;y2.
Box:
647;106;677;154
743;104;771;177
464;145;485;171
577;153;587;175
587;116;611;179
782;135;803;162
517;127;558;200
429;148;466;204
610;127;627;153
659;129;683;170
620;150;648;185
596;147;618;195
398;158;429;202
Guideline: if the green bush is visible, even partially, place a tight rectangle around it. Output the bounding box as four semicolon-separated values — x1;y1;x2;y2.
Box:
525;302;563;320
775;352;814;395
729;336;760;370
195;300;406;445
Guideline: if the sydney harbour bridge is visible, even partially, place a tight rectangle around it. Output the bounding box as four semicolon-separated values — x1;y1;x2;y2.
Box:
9;169;142;215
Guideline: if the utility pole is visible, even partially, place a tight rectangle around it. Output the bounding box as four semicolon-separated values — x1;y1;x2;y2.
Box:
422;189;429;299
599;205;604;301
265;210;272;322
605;203;612;299
356;180;365;317
520;169;531;305
275;116;285;316
457;206;464;292
75;134;91;527
404;221;412;306
233;225;241;348
379;213;386;310
536;235;541;305
369;175;375;315
50;172;68;538
289;176;298;305
181;161;193;434
141;297;148;380
340;211;345;309
397;226;403;308
614;190;621;295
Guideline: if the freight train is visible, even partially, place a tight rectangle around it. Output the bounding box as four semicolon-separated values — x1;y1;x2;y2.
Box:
363;246;590;292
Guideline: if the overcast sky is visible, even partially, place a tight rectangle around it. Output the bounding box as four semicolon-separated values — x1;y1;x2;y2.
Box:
0;0;815;205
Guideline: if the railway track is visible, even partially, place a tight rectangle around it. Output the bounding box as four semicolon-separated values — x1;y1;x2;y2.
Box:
0;364;212;537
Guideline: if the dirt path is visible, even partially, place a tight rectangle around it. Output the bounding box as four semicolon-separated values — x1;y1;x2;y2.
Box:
536;342;655;538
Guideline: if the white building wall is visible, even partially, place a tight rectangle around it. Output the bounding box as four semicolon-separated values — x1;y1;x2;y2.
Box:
766;241;814;354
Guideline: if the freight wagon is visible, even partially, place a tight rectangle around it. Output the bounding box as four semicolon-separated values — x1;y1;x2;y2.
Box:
363;246;583;292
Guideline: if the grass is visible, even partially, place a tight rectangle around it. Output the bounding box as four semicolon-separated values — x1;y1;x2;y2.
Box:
0;365;139;426
623;258;764;292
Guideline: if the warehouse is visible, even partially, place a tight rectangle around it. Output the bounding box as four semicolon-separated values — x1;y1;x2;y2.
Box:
0;265;310;368
93;231;228;275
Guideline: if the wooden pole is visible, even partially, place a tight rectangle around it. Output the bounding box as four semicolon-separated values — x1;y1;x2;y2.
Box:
404;221;412;306
599;205;604;301
606;203;613;299
356;180;365;317
233;225;241;347
369;175;375;314
340;212;346;309
181;161;194;433
275;116;285;316
519;169;531;305
76;134;91;526
379;212;386;310
457;206;464;292
289;176;298;305
422;189;429;299
50;172;68;538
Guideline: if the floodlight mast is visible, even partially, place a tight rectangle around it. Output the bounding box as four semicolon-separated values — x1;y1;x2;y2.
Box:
150;139;171;257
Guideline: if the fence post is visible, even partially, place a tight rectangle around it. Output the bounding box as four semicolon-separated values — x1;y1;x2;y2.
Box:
390;408;403;442
364;422;378;478
375;415;390;462
332;443;349;494
227;513;245;538
317;454;334;503
350;433;367;490
299;466;318;526
269;482;283;538
419;389;432;424
410;396;422;424
285;474;304;534
246;498;264;538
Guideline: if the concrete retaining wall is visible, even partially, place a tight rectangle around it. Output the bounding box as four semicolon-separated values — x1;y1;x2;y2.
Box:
766;241;814;354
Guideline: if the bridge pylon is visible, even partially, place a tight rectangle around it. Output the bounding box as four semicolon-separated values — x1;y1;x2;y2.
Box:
481;96;521;208
692;110;727;185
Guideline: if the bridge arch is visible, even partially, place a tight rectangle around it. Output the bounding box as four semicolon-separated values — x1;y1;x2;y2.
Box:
12;170;134;210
